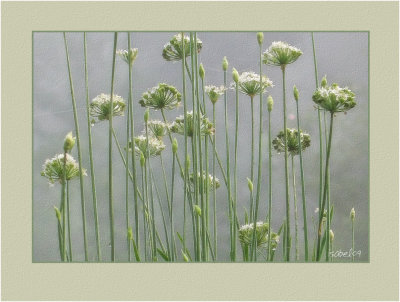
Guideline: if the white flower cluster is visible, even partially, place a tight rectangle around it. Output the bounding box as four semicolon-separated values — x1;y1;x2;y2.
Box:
230;71;273;97
239;221;266;232
263;41;303;66
41;153;87;184
134;135;166;158
90;93;126;122
205;85;226;104
116;48;138;65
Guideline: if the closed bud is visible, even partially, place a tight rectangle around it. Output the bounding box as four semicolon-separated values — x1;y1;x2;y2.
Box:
144;108;149;123
350;207;355;221
127;227;133;240
222;56;228;71
172;138;178;154
63;131;76;153
140;151;145;167
329;229;334;242
194;205;202;216
54;206;61;222
293;85;299;102
267;95;274;112
199;63;205;79
182;251;189;262
232;68;239;83
257;32;264;45
247;177;253;192
321;75;327;88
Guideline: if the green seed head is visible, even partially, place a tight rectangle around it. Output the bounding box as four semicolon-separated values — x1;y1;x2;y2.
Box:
172;138;178;154
199;63;205;80
140;151;145;167
144;108;149;123
222;56;228;71
321;75;327;88
350;207;355;221
54;206;61;222
293;85;299;102
257;32;264;45
232;68;239;83
127;227;133;240
267;95;274;112
63;131;76;153
194;205;202;216
247;177;253;192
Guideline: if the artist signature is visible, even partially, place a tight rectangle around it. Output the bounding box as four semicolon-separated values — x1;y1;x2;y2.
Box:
329;249;361;258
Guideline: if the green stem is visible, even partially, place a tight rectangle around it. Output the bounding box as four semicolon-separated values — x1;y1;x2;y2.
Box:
324;111;331;262
125;58;131;263
233;84;240;262
170;152;177;261
291;155;299;261
212;104;217;260
61;154;67;262
316;112;334;261
63;32;88;261
267;110;273;261
295;100;309;261
83;32;101;261
249;96;255;221
66;181;72;261
352;220;355;262
141;164;148;261
282;66;291;262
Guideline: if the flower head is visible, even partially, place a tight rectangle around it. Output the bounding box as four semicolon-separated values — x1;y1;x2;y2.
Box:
41;153;87;184
139;83;181;111
230;71;273;97
116;48;138;65
90;93;126;122
205;85;226;104
128;135;166;159
162;34;202;62
350;207;355;221
272;128;311;156
170;111;214;137
238;222;279;249
262;41;302;67
145;120;169;140
312;79;356;113
189;171;220;192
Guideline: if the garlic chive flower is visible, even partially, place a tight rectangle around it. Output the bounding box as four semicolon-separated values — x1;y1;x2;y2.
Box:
41;153;87;184
90;93;126;122
230;71;273;97
162;34;202;62
116;48;138;65
350;208;355;221
139;83;181;111
170;111;214;137
238;222;279;249
262;41;303;67
273;128;311;156
189;171;220;192
205;85;226;104
312;79;356;114
128;135;166;159
145;120;169;140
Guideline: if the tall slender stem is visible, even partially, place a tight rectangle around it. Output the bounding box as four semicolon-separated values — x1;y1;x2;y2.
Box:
83;32;101;261
233;82;239;262
267;110;273;261
352;219;355;262
295;99;309;261
66;181;72;261
249;96;255;221
141;164;148;261
170;151;177;261
291;155;299;261
323;112;331;262
125;55;131;263
63;32;88;261
212;104;217;260
61;153;67;262
282;66;291;262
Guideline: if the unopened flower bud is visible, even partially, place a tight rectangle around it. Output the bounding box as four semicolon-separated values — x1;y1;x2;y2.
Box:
172;138;178;154
321;75;327;88
329;229;334;242
232;68;239;83
350;207;355;221
54;206;61;222
222;56;228;71
63;131;76;153
144;108;149;123
247;177;253;192
257;32;264;45
182;251;189;262
267;95;274;112
127;227;133;240
293;85;299;102
194;205;202;216
199;63;205;80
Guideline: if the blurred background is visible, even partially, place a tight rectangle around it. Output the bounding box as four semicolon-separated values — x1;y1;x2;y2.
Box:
33;31;368;262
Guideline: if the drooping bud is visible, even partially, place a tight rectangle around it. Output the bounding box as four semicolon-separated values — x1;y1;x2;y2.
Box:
257;32;264;45
350;207;355;221
222;56;228;71
329;229;334;242
293;85;299;102
144;108;149;123
194;205;202;216
247;177;253;192
63;131;76;153
140;151;145;167
172;138;178;154
127;227;133;240
232;68;239;83
199;63;205;80
321;75;327;88
267;95;274;112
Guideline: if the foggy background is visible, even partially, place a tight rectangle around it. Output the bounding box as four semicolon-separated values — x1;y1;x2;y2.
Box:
33;32;368;262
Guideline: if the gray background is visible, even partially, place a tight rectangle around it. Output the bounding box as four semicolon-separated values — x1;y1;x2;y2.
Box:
33;32;368;262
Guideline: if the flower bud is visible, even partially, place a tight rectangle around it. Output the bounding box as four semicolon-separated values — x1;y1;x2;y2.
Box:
350;207;355;221
321;75;327;88
182;251;189;262
329;229;334;242
54;206;61;222
257;32;264;45
293;85;299;102
140;151;145;167
232;68;239;83
63;131;76;153
247;177;253;192
199;63;205;80
172;138;178;154
127;227;133;240
267;95;274;112
222;56;228;71
194;205;202;216
144;108;149;123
